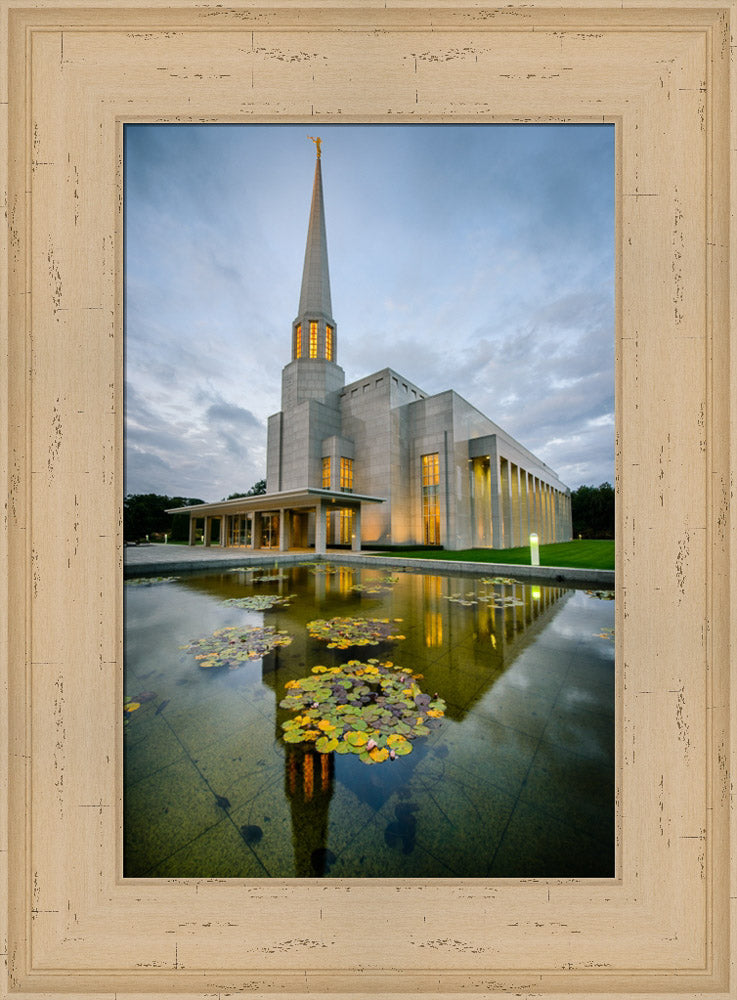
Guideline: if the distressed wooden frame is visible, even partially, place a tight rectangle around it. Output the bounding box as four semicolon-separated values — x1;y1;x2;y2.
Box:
1;2;734;997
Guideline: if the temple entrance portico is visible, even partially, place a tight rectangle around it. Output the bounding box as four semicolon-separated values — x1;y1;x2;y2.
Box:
168;488;383;556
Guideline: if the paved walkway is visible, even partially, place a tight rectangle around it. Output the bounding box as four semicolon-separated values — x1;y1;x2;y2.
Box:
124;544;615;587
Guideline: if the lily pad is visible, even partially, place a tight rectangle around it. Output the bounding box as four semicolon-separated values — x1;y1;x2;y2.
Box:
586;590;616;601
223;594;296;611
306;616;407;649
595;626;615;640
182;625;293;670
279;658;446;764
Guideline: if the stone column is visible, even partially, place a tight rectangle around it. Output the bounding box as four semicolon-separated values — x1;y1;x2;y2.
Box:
188;515;196;546
510;464;520;547
519;469;529;545
490;454;502;550
251;512;260;550
279;509;291;551
541;485;548;543
203;516;212;547
220;516;228;547
352;505;362;552
500;458;512;548
314;500;327;555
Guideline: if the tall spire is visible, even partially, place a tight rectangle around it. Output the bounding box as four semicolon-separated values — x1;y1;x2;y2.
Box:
298;139;333;319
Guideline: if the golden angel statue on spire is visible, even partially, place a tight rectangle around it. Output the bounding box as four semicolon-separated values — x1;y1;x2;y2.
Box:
307;135;322;159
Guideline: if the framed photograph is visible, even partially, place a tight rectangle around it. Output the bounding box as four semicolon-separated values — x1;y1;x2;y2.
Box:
2;2;733;997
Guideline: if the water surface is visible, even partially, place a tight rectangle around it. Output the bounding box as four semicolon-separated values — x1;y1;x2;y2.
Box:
124;563;615;878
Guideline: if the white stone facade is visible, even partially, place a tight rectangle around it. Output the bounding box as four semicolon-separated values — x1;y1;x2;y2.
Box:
175;147;573;551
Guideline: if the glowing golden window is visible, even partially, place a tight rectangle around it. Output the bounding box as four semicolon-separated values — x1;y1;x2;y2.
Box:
339;508;354;544
322;457;331;489
309;321;318;358
326;325;334;360
340;457;353;492
421;453;439;487
294;324;302;358
421;453;440;545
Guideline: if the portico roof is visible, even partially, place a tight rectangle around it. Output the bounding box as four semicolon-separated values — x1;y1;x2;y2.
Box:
166;488;386;517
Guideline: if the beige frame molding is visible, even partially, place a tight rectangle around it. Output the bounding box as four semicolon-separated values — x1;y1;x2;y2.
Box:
1;2;734;997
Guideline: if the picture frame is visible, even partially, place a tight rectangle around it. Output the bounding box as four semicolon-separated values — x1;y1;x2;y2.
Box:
1;2;734;997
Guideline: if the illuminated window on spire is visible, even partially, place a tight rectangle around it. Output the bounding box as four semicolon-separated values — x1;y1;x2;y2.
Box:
421;453;440;545
340;457;353;492
309;321;318;358
294;324;302;358
326;325;334;361
322;457;331;489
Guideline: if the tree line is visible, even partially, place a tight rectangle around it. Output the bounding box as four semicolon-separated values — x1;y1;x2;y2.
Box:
570;482;614;539
124;480;266;542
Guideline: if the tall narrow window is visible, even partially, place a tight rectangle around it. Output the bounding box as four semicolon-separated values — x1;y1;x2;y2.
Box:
326;325;334;361
339;508;354;544
340;457;353;492
322;456;331;489
309;321;318;358
294;324;302;358
421;453;440;545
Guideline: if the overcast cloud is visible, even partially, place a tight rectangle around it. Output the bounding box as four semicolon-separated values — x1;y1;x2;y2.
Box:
125;123;614;501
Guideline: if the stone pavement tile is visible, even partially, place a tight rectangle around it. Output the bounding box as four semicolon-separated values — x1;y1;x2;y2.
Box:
490;799;614;878
124;757;219;876
146;816;269;878
519;738;615;844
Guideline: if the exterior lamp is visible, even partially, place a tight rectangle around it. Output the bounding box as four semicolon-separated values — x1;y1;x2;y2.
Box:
529;532;540;566
532;586;541;601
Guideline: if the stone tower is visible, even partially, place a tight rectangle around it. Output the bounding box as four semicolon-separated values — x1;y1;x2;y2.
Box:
266;139;347;492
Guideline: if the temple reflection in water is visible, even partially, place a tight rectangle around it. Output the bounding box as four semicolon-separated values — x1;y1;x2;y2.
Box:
125;563;613;879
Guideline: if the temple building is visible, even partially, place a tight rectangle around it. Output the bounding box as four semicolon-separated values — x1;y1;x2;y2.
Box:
171;140;573;553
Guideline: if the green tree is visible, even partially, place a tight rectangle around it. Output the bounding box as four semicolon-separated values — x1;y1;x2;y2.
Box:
222;479;266;500
124;493;204;542
570;482;615;539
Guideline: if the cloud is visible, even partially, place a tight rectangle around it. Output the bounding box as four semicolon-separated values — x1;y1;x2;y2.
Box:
124;123;615;497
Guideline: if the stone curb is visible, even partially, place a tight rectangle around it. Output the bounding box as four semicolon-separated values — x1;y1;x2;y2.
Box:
124;546;614;588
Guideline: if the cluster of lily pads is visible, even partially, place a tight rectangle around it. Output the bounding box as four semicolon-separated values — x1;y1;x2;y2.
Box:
182;625;293;669
481;576;518;586
307;616;406;649
595;626;615;641
445;591;524;609
586;590;615;601
223;593;296;611
352;574;400;595
279;659;446;764
126;576;178;586
310;562;339;575
251;572;290;583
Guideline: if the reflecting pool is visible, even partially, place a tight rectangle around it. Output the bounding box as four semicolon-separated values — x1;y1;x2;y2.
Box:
124;563;615;878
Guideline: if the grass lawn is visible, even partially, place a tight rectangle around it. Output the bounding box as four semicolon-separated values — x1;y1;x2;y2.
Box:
377;540;615;571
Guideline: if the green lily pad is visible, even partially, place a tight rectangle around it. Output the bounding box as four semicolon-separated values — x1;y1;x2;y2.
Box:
278;657;445;764
315;736;339;753
223;593;296;611
183;625;293;670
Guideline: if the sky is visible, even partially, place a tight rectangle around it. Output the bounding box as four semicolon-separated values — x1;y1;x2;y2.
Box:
125;123;614;502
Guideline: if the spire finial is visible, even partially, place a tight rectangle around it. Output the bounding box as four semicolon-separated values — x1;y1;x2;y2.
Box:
308;134;322;159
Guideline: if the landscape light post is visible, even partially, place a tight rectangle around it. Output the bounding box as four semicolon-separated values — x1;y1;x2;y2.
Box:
529;532;540;566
